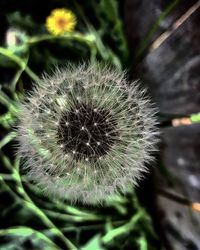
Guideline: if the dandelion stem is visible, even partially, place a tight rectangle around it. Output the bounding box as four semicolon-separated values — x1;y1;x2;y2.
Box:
0;227;61;250
0;131;16;149
0;155;77;250
27;33;93;47
15;159;78;250
0;47;39;83
102;211;143;244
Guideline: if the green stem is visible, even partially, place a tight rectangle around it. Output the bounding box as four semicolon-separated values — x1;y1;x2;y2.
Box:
0;227;61;250
27;33;93;47
43;209;103;222
102;211;143;244
191;113;200;123
0;112;15;129
0;132;17;149
10;67;25;92
0;89;18;113
15;159;78;250
0;47;39;83
0;155;77;250
137;234;148;250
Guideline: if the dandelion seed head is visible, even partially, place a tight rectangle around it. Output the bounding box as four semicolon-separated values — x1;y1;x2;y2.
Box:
17;63;158;204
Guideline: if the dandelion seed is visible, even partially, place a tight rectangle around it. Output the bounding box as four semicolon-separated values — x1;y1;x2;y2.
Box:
17;63;158;204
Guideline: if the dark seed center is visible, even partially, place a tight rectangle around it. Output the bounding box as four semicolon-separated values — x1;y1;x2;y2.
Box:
57;103;118;161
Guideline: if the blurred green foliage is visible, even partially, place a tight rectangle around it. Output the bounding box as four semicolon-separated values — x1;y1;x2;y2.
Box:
0;0;162;249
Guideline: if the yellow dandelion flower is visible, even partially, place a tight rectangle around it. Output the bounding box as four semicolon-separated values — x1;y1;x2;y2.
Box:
46;8;76;36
